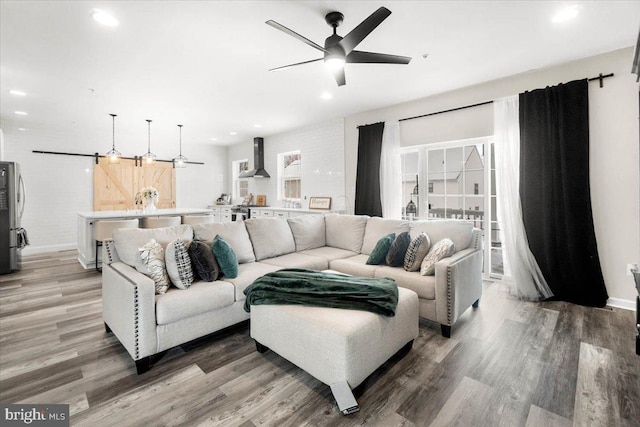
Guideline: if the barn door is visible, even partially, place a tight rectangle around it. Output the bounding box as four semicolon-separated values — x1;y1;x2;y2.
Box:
138;162;176;209
93;158;137;211
94;159;176;211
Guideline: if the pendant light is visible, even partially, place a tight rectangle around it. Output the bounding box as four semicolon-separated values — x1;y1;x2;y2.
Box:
173;124;187;168
105;113;121;163
142;119;156;164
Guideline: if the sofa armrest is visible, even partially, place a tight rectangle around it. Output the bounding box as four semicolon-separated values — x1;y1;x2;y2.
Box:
102;238;121;265
434;248;483;326
102;261;157;360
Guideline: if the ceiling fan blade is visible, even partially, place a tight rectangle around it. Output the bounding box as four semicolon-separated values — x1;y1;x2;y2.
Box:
346;50;411;64
266;20;330;54
269;58;323;72
331;67;346;87
338;7;392;54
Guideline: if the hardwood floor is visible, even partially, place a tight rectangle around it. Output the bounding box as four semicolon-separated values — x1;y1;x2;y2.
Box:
0;250;638;426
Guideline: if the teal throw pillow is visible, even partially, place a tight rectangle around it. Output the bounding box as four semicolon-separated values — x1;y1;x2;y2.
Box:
385;231;411;267
211;235;238;279
366;233;396;265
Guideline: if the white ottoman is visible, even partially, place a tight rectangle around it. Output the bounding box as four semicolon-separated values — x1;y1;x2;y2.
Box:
250;286;419;414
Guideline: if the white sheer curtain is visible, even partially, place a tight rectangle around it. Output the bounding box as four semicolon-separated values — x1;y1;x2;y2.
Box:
380;121;402;219
494;96;553;300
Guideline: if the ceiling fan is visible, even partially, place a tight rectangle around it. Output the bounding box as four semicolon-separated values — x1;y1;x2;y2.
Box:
266;6;411;86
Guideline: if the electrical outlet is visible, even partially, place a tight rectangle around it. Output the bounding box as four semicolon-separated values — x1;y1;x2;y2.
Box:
627;263;638;276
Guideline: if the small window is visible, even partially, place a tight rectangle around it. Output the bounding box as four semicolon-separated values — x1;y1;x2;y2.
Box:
428;182;434;193
278;151;301;200
474;183;479;195
232;159;249;200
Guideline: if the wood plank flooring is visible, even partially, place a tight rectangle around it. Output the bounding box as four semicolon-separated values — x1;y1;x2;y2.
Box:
0;250;638;426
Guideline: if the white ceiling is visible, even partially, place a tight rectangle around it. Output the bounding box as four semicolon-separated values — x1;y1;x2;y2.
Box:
1;1;639;154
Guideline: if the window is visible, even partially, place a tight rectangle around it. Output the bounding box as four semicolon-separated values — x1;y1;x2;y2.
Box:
277;151;301;200
400;137;503;279
232;159;249;200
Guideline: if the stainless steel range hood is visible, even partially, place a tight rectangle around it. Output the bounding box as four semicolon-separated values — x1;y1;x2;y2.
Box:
239;137;270;178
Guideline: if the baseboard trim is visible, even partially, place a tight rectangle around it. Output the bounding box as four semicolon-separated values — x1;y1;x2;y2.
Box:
22;243;77;256
606;297;636;311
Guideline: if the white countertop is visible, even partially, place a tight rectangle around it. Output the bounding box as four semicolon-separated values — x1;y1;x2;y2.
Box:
78;208;214;220
249;206;337;214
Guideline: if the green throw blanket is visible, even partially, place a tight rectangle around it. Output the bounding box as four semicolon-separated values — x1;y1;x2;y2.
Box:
243;268;399;316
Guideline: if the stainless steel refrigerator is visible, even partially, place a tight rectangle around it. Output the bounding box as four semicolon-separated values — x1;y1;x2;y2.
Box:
0;161;26;274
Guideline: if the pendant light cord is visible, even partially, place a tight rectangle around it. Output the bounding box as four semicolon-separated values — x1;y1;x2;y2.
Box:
110;113;117;150
146;119;152;152
178;124;183;155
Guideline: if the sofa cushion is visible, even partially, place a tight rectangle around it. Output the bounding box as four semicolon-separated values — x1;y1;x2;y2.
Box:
330;254;379;278
404;232;431;272
113;225;193;272
212;236;239;279
421;238;456;276
366;233;395;265
155;281;236;325
324;214;369;253
409;220;473;252
223;262;280;302
361;218;410;255
244;217;296;261
374;266;436;300
188;241;220;282
165;239;194;289
287;215;326;251
192;222;255;263
260;253;328;270
385;232;411;267
138;239;170;294
298;247;358;262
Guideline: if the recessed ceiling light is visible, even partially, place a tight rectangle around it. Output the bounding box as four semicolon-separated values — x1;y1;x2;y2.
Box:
91;9;119;27
211;137;217;141
321;92;333;100
229;131;237;135
552;5;581;23
9;90;26;96
18;128;27;131
253;124;262;128
14;111;28;115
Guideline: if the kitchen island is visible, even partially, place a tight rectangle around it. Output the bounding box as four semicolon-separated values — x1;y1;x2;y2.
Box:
77;208;214;269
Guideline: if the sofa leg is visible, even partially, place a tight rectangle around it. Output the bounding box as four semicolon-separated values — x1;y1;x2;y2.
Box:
441;325;451;338
135;357;150;375
255;340;269;353
472;298;480;308
104;322;111;333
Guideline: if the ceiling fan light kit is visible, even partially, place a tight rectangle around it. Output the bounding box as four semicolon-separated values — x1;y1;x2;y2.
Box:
267;7;411;86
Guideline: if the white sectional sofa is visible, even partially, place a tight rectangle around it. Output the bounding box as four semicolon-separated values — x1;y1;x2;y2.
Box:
101;214;483;374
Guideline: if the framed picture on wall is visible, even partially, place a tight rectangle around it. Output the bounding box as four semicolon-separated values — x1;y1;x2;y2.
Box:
309;197;331;210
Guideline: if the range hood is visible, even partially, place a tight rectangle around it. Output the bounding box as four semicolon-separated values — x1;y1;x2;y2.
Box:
239;137;270;178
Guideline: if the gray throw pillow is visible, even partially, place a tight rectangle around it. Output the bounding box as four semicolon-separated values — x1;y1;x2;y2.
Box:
404;232;431;272
188;240;220;282
420;238;456;276
385;231;411;267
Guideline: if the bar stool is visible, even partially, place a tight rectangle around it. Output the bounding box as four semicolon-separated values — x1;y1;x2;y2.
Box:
94;219;138;272
181;215;215;225
140;216;181;229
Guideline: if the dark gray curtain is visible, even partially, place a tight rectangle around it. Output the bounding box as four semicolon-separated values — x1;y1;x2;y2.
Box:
519;79;608;307
355;122;385;217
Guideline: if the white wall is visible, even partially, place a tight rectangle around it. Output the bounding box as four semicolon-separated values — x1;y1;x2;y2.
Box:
345;47;640;305
3;130;228;254
228;118;346;210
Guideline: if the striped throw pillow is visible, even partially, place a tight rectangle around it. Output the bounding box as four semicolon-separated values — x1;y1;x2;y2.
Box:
404;232;431;272
165;239;194;289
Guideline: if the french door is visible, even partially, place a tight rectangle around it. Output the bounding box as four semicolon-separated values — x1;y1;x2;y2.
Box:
400;137;503;278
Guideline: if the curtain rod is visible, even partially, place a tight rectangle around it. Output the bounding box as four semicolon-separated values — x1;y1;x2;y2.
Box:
381;72;614;125
32;150;205;166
